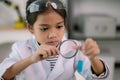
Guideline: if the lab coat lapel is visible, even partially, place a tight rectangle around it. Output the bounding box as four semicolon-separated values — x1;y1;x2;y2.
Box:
36;61;48;79
23;39;47;79
48;55;64;80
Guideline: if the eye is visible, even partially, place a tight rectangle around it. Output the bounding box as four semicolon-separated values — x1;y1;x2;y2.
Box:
40;27;48;31
57;25;64;29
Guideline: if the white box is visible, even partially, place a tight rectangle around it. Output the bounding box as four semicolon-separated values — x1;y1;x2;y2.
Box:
83;15;116;38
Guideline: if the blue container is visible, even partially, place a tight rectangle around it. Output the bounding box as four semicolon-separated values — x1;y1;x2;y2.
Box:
77;60;83;73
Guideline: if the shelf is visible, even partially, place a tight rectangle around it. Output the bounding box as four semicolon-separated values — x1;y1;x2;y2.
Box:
0;28;32;44
68;33;120;41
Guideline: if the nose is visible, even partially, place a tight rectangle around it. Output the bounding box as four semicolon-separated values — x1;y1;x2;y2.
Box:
48;31;56;39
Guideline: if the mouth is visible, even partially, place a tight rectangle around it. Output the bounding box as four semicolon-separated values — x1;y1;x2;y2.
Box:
47;41;59;46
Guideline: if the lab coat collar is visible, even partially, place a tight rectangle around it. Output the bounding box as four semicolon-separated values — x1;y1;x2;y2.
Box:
26;36;39;52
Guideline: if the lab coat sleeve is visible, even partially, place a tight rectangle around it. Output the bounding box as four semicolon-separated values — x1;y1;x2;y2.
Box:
92;59;109;80
0;42;21;79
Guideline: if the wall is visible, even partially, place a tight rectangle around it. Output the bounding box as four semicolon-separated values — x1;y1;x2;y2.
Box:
98;40;120;63
72;0;120;25
0;0;67;27
0;0;27;27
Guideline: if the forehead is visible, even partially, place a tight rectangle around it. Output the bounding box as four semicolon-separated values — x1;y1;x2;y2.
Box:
35;11;64;24
36;5;64;21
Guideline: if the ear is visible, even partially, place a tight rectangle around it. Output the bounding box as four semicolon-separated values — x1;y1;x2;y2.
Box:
26;22;34;34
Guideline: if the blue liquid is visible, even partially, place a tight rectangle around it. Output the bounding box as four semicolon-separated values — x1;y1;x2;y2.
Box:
77;60;83;73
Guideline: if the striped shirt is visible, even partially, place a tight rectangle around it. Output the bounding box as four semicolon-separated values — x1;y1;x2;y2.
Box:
46;55;58;71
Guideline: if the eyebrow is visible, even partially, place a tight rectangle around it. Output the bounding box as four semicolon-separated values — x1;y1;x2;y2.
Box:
57;21;64;25
39;21;64;27
39;24;49;27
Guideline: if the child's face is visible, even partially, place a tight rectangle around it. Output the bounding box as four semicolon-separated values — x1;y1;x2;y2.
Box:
29;11;65;46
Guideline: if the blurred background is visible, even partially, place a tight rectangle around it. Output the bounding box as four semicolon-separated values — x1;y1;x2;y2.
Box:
0;0;120;80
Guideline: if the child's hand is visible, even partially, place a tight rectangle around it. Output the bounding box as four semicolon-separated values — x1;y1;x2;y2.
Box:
82;38;100;60
30;44;59;63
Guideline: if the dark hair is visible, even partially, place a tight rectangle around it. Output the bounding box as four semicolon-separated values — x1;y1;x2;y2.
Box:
26;0;67;26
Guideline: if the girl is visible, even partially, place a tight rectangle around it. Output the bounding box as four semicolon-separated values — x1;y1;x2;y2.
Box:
0;0;109;80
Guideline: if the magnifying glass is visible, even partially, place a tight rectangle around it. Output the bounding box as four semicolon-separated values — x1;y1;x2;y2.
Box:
40;40;83;59
58;40;83;59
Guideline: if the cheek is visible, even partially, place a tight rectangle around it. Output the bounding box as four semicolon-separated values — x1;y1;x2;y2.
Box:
34;32;48;43
58;29;65;38
37;36;47;44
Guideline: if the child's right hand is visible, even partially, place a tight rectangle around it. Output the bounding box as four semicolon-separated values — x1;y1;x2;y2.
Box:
30;44;59;63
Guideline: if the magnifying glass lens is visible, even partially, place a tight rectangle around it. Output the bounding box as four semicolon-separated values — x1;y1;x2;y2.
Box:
59;40;77;59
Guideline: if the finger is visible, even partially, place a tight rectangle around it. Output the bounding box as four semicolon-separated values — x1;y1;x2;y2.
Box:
87;54;94;60
84;47;100;56
42;46;55;57
55;47;60;55
85;42;96;51
84;38;94;48
84;39;98;50
81;43;85;51
44;48;52;57
84;47;95;56
40;50;48;59
72;45;80;50
50;47;59;56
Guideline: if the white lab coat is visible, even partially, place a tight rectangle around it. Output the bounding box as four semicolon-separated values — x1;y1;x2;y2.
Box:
0;37;109;80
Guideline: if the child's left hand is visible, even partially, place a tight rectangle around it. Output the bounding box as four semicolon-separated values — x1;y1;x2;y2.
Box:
81;38;100;60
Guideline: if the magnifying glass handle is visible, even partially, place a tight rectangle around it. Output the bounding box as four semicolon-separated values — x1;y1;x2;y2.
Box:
39;54;43;58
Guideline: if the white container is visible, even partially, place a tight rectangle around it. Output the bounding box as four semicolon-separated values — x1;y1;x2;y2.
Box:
83;15;116;38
